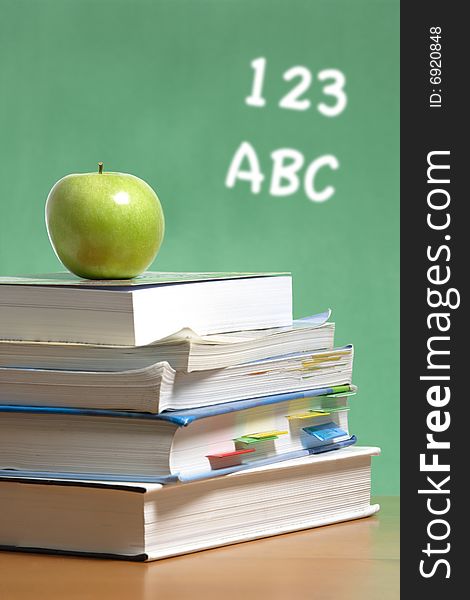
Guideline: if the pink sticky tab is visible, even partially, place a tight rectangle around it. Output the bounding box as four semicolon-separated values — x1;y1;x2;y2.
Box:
206;448;256;459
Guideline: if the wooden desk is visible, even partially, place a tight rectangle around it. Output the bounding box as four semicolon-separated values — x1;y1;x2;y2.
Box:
0;496;399;600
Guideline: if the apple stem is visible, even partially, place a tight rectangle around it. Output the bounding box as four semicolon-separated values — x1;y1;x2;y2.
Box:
98;162;103;174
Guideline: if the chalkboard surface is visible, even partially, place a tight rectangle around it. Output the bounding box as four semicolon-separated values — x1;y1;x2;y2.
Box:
0;0;399;493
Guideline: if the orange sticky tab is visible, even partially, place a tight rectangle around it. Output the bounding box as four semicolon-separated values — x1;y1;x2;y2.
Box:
207;448;257;470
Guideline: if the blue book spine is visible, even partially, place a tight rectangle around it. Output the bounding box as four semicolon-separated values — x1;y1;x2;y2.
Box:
0;385;355;427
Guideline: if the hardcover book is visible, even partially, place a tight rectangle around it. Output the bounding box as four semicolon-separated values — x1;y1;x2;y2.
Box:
0;272;292;345
0;386;356;481
0;447;380;561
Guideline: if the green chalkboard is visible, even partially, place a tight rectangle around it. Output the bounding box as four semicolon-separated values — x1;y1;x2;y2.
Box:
0;0;399;493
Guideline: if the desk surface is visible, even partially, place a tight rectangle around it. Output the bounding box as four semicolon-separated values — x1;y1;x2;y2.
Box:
0;496;399;600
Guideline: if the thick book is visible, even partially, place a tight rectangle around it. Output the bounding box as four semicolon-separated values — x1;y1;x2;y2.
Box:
0;387;356;481
0;312;334;373
0;272;292;345
0;345;353;413
0;447;380;561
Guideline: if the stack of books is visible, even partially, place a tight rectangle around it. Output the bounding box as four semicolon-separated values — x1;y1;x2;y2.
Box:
0;271;379;561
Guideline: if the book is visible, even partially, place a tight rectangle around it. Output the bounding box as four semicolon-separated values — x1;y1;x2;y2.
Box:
0;272;292;345
0;387;355;481
0;312;334;373
0;345;353;413
0;447;380;561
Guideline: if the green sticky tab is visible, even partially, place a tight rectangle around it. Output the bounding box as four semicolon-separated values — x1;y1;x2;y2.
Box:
235;435;278;445
325;391;356;398
329;385;352;394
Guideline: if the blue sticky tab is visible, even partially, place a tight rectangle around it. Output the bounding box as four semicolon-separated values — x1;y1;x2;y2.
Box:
302;421;347;441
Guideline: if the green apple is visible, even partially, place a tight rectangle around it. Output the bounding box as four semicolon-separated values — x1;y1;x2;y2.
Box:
45;163;165;279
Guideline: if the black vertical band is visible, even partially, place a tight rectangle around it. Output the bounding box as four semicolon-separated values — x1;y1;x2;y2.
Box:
401;1;465;593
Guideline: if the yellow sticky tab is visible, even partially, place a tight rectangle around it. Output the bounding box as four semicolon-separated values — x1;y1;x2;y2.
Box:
287;412;315;420
287;411;330;420
248;430;288;439
302;351;347;369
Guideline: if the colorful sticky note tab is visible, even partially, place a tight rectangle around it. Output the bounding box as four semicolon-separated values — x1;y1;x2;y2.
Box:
287;410;330;420
235;435;277;445
320;406;350;414
206;448;256;459
207;447;256;470
301;351;348;369
302;421;348;442
287;412;315;420
248;430;288;439
329;385;352;394
325;384;356;398
235;430;287;444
